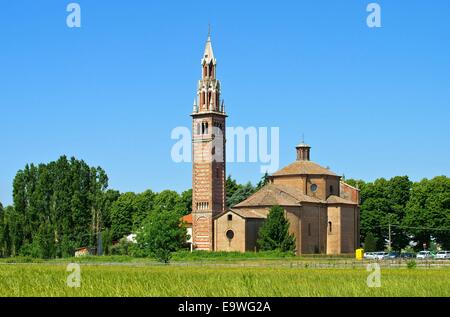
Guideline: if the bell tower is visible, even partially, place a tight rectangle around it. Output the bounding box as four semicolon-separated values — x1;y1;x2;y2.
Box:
191;32;227;251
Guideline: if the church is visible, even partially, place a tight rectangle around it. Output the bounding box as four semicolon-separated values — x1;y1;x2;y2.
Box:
188;33;360;255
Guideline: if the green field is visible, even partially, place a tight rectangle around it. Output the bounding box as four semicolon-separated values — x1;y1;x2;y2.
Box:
0;263;449;297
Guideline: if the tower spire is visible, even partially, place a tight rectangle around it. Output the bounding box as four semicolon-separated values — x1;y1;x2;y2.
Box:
202;26;215;65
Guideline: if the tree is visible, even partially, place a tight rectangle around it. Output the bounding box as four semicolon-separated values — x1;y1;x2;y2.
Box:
226;175;239;208
257;205;296;252
110;192;138;241
347;176;412;250
363;232;377;252
100;189;121;229
133;190;156;229
3;206;20;256
109;189;190;244
180;189;192;215
89;166;109;252
153;190;184;214
101;228;113;255
228;182;256;208
1;206;14;257
136;210;186;263
0;203;4;257
9;156;109;258
404;176;450;249
256;172;270;190
225;176;259;208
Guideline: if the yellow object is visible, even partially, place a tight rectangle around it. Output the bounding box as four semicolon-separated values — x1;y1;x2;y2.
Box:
356;248;364;260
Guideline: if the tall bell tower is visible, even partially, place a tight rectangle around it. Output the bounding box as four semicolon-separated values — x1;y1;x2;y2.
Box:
191;32;227;251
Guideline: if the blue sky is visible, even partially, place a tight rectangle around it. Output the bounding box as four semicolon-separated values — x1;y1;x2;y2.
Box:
1;1;449;206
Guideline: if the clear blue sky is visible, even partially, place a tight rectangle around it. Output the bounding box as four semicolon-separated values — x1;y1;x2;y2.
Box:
1;1;449;206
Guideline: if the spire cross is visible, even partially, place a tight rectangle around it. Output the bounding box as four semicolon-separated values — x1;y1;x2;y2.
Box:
208;24;211;38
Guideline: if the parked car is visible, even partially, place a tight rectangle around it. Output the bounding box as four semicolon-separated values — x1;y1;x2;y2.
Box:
435;251;450;260
387;251;400;259
363;252;376;259
400;252;415;259
374;252;390;260
416;251;434;259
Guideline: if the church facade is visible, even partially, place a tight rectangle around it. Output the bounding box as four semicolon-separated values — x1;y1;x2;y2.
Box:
190;34;360;255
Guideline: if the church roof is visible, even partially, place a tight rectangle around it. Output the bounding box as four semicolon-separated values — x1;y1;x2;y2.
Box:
213;208;266;220
326;195;358;205
233;183;323;208
230;209;266;219
272;160;338;177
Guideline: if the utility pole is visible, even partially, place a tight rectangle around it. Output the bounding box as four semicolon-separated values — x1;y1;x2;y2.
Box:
388;222;392;252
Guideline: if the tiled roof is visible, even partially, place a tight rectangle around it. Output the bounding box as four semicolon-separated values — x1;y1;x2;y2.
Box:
272;160;338;177
234;183;323;208
181;213;193;224
326;195;358;205
230;209;266;219
213;208;266;220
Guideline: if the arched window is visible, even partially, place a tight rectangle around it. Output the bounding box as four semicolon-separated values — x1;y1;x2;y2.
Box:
202;122;209;135
329;185;334;194
328;221;332;233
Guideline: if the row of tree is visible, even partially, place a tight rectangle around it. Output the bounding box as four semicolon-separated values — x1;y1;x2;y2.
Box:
346;176;450;251
0;157;109;258
0;156;264;258
0;155;448;258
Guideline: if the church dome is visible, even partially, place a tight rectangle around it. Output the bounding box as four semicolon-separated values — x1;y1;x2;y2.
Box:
272;160;338;177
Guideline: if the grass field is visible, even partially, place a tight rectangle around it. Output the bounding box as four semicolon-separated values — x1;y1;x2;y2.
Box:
0;263;449;297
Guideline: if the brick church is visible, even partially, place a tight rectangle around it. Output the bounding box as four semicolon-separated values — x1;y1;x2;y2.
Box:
188;33;360;255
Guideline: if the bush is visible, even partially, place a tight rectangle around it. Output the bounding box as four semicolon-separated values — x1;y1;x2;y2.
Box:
154;249;172;264
19;242;41;259
406;260;417;269
110;238;134;256
0;256;44;263
171;250;295;261
58;255;135;263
